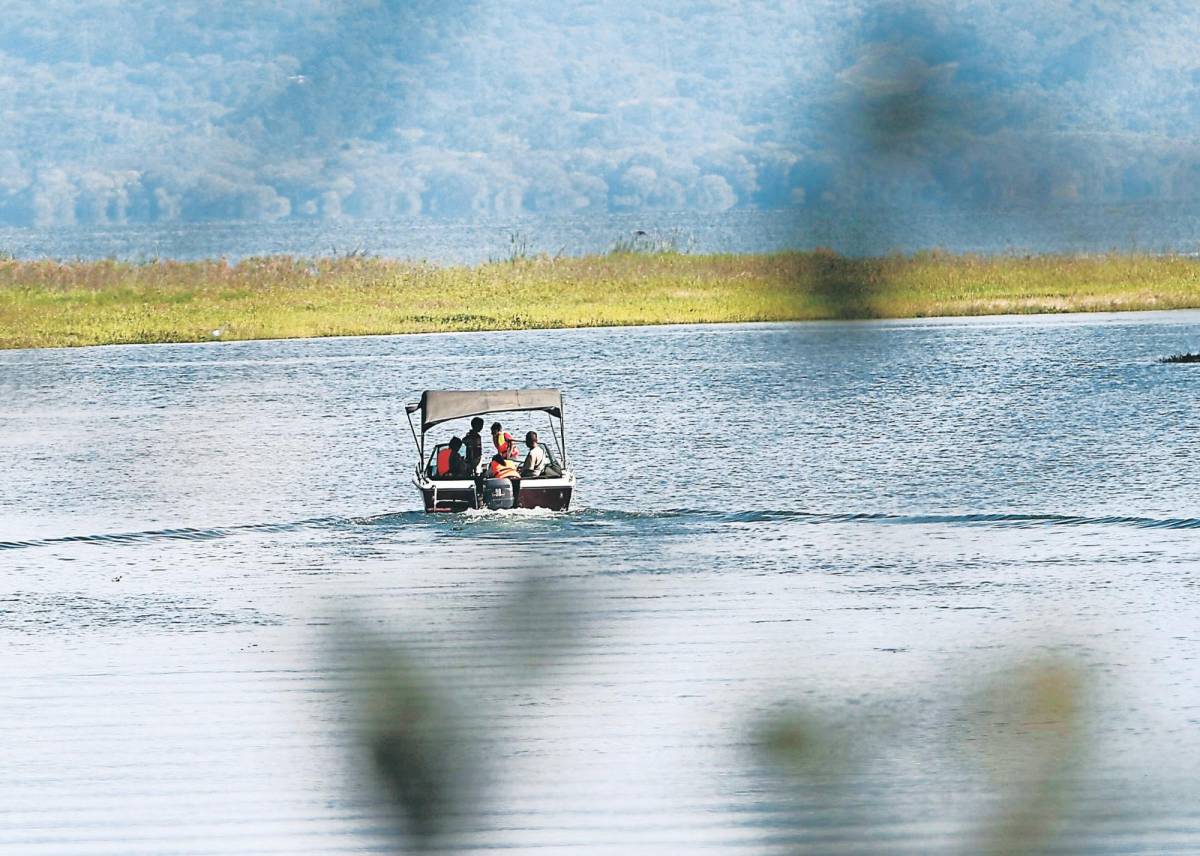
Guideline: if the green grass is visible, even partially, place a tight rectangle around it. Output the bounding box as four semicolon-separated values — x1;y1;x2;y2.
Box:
3;250;1200;349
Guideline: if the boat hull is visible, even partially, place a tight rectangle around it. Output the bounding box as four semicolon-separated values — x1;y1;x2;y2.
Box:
417;478;574;512
419;484;478;513
512;482;573;511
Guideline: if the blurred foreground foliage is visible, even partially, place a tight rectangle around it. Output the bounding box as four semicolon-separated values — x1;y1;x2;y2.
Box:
755;659;1089;855
336;571;588;848
345;599;1093;855
4;249;1200;349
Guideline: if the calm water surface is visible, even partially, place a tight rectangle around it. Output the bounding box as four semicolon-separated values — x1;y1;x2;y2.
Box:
2;314;1199;853
6;202;1200;262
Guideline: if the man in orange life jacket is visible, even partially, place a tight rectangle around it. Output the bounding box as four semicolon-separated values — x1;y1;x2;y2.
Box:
488;453;521;505
435;436;471;478
490;422;521;462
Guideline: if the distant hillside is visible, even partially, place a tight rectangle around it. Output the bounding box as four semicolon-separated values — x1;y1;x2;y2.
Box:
2;0;1199;226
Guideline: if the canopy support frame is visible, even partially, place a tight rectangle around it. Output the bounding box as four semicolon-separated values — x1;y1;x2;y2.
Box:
405;407;424;474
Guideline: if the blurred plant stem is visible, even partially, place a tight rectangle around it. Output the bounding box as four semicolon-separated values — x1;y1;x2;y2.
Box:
753;657;1089;855
335;565;592;851
974;660;1087;855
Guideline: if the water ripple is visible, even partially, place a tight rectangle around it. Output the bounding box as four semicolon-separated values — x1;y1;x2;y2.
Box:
0;592;282;633
0;517;345;551
4;508;1196;553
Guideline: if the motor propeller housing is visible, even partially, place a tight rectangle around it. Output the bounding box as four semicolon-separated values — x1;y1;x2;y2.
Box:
482;477;514;510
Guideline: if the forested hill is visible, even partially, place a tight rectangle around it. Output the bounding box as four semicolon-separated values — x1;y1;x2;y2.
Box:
3;0;1199;226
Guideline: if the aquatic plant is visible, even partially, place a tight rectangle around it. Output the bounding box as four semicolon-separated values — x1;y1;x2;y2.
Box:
505;230;531;263
3;250;1200;349
608;228;694;255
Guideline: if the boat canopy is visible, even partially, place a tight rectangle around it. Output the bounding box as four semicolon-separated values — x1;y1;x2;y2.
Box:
407;389;564;433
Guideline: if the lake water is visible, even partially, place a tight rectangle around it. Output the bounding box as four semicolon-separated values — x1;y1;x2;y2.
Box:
5;202;1200;263
2;313;1200;853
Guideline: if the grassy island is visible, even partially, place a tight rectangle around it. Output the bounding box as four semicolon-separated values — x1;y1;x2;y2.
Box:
3;250;1200;349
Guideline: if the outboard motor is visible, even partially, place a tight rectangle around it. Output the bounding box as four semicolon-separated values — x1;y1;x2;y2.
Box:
482;477;515;510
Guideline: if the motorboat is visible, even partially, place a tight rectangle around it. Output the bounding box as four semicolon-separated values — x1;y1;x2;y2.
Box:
406;388;576;512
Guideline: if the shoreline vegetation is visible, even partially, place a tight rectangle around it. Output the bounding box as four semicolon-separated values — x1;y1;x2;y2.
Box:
3;249;1200;350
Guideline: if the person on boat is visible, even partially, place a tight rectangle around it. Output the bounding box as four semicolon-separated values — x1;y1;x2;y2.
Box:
449;437;473;478
488;453;521;504
463;417;485;473
491;422;521;461
520;430;547;478
434;437;457;477
435;436;472;478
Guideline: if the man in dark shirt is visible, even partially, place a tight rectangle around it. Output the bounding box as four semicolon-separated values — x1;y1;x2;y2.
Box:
448;436;473;478
463;417;485;473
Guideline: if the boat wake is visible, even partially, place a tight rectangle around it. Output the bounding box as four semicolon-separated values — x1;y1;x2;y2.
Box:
0;516;346;551
3;507;1196;552
657;509;1200;530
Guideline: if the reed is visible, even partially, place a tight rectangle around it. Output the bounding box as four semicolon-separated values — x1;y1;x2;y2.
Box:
3;250;1200;349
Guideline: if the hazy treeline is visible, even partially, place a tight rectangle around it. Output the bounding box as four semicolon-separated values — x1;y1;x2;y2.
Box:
2;0;1199;226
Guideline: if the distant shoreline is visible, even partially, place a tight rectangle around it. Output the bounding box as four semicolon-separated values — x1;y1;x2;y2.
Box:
4;250;1200;350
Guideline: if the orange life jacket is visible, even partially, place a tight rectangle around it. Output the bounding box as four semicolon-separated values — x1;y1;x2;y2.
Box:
493;432;519;460
489;459;518;479
435;447;453;476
